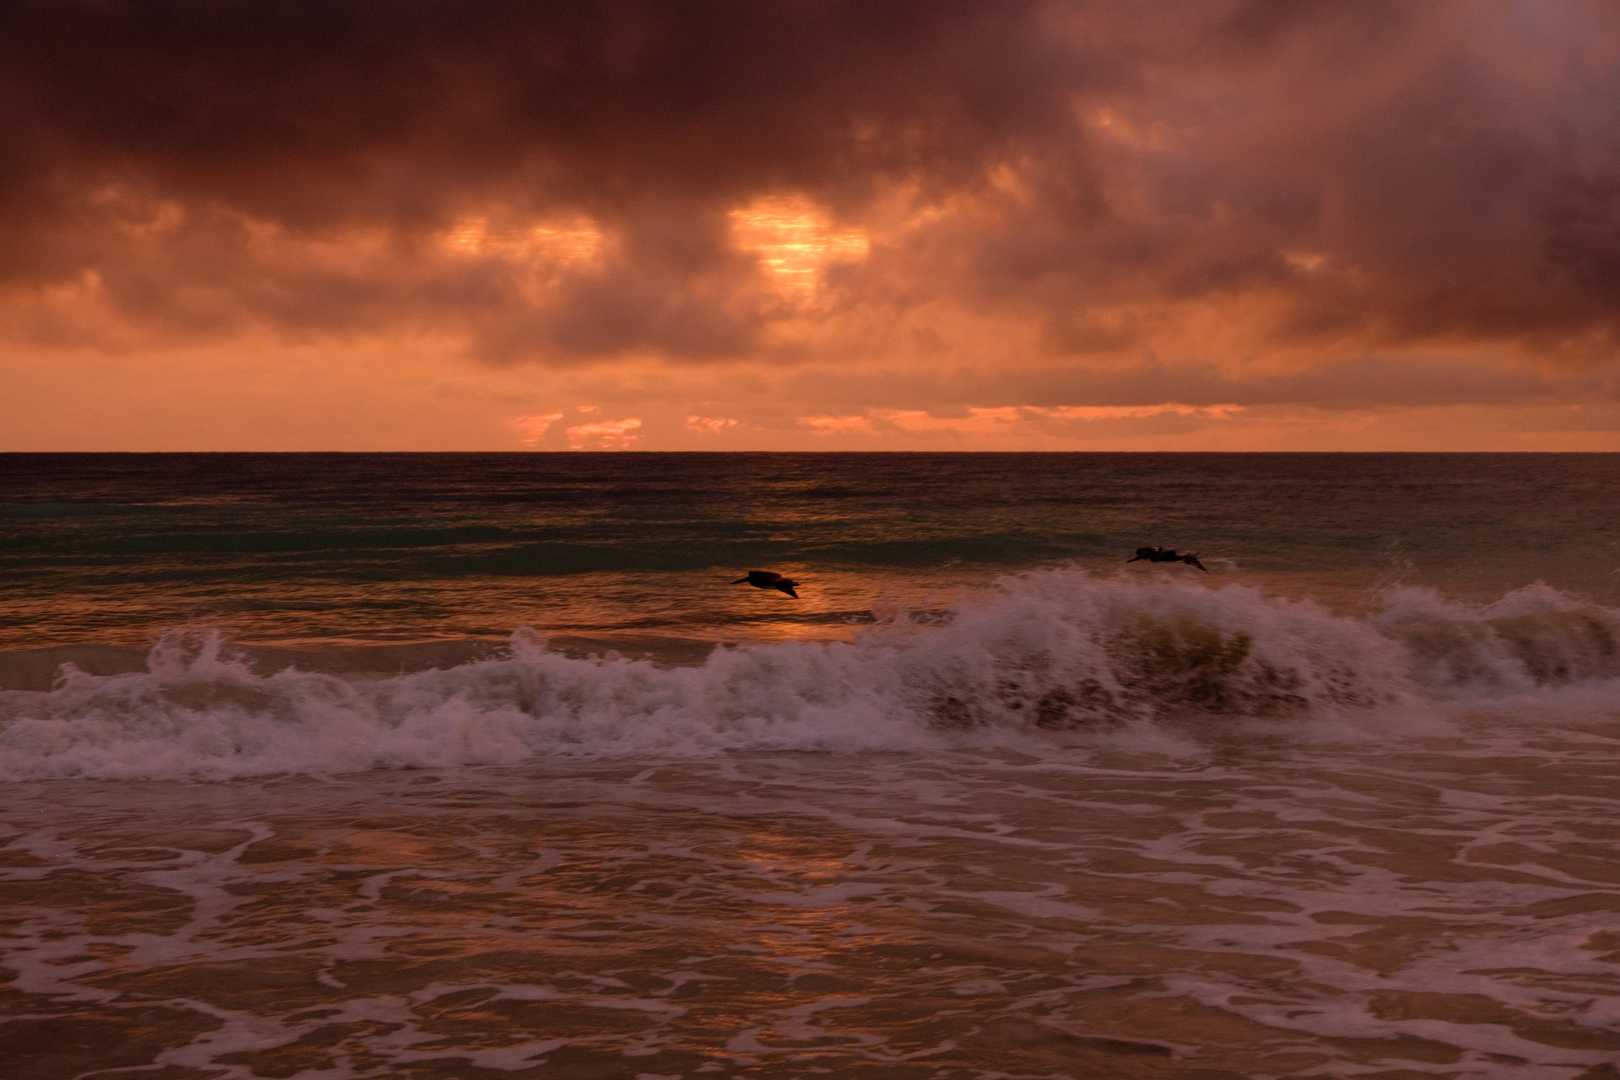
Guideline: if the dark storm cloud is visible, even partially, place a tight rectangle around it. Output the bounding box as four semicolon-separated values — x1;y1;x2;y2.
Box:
3;0;1620;380
0;0;1087;233
0;0;1112;357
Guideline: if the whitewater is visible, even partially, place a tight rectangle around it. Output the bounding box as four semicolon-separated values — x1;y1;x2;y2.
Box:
3;452;1619;1078
4;570;1620;782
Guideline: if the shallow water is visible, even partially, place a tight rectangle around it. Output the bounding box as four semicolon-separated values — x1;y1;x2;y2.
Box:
3;453;1619;1078
6;737;1620;1079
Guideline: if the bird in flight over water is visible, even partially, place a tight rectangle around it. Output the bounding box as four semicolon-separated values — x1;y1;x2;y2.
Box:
1127;546;1209;573
732;570;800;598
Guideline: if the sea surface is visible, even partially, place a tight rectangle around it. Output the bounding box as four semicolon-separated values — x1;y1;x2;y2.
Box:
2;452;1619;1079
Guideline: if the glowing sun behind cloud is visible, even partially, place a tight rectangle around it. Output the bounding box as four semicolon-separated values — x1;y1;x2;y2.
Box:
730;196;869;298
443;218;604;266
1;2;1618;451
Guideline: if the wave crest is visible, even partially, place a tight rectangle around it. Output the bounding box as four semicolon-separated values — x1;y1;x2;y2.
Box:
1371;583;1620;694
2;571;1616;780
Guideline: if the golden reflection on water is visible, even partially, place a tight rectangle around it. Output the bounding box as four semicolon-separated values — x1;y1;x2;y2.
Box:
5;745;1620;1078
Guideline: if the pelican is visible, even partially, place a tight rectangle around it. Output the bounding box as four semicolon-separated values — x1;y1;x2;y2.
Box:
731;570;800;598
1127;546;1209;573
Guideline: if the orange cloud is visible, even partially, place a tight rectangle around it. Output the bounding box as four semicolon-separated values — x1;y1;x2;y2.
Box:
509;412;565;447
566;417;642;450
686;415;740;434
1;1;1619;449
731;196;869;299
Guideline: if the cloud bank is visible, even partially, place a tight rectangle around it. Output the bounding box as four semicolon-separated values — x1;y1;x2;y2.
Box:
3;0;1619;447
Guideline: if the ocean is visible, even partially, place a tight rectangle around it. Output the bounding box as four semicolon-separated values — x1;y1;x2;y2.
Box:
2;452;1619;1079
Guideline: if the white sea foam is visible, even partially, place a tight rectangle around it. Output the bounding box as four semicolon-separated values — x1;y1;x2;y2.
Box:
1370;581;1620;696
2;569;1617;781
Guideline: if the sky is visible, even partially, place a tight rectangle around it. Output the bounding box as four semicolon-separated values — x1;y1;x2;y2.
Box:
4;0;1620;451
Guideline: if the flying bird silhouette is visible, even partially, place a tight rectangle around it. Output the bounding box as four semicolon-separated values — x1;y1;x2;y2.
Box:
1127;546;1209;573
731;570;800;598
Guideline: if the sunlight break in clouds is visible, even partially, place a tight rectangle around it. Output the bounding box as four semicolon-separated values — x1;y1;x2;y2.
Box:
3;1;1620;449
509;412;565;448
443;218;603;266
686;415;740;434
566;417;642;450
730;196;869;297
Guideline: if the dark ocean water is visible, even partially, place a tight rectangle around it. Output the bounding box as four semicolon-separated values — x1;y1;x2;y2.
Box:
3;453;1619;1078
4;451;1617;654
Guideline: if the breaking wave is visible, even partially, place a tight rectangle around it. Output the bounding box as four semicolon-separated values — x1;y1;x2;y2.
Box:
3;570;1618;780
